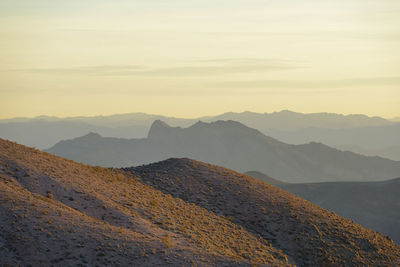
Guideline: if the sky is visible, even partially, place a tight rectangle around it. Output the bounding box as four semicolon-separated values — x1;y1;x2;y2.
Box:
0;0;399;119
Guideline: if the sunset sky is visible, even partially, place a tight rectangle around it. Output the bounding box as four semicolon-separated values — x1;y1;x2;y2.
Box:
0;0;399;119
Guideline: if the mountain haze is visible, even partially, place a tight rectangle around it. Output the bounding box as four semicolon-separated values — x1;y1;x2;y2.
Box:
264;124;400;161
0;113;195;149
202;110;392;130
2;110;399;161
47;120;400;183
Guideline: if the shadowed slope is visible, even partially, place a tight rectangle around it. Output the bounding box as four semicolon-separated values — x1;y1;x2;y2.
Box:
126;158;400;267
277;178;400;244
0;139;290;266
245;170;400;244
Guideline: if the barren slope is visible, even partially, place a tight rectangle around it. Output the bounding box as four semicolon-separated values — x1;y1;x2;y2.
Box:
278;178;400;244
0;139;290;266
127;158;400;266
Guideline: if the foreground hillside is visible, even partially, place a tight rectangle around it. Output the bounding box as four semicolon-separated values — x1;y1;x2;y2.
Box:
126;158;400;266
0;139;289;266
47;120;400;182
2;139;400;266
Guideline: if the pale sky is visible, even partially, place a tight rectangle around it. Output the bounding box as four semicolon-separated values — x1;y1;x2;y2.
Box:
0;0;399;119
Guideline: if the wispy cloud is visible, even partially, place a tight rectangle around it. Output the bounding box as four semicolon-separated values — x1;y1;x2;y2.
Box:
4;58;302;77
203;31;400;41
7;65;144;76
214;77;400;89
137;59;301;76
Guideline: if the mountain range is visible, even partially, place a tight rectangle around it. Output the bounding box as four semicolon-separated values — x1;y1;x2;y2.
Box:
2;138;400;266
46;120;400;183
1;110;399;160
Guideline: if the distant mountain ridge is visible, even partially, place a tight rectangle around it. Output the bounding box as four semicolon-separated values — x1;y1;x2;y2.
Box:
201;110;391;130
46;120;400;183
2;110;399;161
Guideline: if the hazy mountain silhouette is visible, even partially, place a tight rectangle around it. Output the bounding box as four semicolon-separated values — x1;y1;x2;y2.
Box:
2;110;399;161
335;144;400;161
3;139;400;266
0;121;149;149
200;110;392;130
0;113;195;149
264;124;400;160
47;120;400;183
201;111;400;160
245;171;400;244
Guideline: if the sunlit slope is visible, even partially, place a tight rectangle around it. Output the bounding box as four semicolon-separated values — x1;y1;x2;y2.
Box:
0;139;290;266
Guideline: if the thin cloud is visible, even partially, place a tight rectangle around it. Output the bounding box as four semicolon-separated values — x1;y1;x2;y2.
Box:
202;31;400;41
189;58;300;64
214;77;400;89
136;64;300;77
6;65;144;76
5;58;302;77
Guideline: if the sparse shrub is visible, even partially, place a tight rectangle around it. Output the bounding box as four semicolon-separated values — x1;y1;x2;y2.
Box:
46;191;54;199
161;234;171;248
150;199;159;207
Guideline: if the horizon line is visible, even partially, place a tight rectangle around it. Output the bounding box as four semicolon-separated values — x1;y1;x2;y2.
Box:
0;109;396;121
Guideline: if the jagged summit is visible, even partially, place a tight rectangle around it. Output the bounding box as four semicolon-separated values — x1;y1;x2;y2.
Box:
148;119;267;140
151;119;170;128
147;120;173;138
